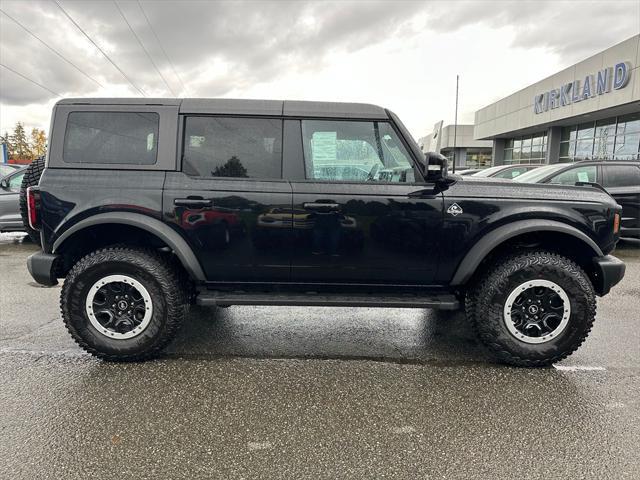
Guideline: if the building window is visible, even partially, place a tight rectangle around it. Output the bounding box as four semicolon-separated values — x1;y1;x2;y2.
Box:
503;133;547;164
466;149;492;168
559;114;640;163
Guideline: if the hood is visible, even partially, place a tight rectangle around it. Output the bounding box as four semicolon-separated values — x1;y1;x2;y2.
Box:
449;174;617;205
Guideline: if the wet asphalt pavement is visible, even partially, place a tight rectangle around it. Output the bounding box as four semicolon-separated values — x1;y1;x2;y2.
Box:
1;233;639;479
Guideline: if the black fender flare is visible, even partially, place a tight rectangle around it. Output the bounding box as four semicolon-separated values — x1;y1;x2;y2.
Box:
52;212;206;281
450;219;603;286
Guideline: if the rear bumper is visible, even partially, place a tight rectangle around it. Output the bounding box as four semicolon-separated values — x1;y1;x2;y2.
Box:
27;252;60;286
592;255;625;296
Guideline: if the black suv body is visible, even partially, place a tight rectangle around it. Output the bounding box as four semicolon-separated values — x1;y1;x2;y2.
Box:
514;160;640;238
27;98;625;366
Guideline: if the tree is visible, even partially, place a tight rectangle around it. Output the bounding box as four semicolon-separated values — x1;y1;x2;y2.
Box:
211;156;248;178
9;122;30;160
30;128;47;158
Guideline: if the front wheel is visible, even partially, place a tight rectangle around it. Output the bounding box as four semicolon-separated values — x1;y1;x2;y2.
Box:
468;251;596;367
61;247;187;361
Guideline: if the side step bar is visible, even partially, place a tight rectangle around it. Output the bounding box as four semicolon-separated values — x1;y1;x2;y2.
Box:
196;292;461;310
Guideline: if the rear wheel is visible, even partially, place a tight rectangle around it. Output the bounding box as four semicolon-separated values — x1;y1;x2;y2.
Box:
61;247;187;361
468;251;596;367
19;156;45;245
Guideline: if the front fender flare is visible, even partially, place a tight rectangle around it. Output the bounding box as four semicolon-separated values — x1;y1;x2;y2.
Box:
450;219;603;286
52;212;206;281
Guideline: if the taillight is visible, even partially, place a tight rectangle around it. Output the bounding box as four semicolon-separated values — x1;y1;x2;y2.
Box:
613;212;620;235
27;187;41;230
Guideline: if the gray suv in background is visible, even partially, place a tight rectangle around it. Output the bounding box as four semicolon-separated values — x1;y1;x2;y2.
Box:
0;166;26;233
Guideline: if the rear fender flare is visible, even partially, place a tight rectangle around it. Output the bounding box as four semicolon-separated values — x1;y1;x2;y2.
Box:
52;212;206;281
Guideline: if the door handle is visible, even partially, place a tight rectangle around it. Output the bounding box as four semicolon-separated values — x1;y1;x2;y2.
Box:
174;197;212;208
303;202;340;210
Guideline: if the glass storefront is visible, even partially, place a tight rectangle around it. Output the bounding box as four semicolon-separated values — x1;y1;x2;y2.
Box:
559;112;640;162
465;149;492;168
503;133;547;165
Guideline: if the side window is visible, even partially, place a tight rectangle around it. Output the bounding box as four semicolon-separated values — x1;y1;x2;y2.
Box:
8;172;25;190
63;112;159;165
301;120;415;183
495;167;526;179
183;117;282;179
603;165;640;188
548;165;597;185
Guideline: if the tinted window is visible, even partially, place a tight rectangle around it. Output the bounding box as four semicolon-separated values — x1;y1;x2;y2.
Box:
63;112;158;165
183;117;282;179
301;120;414;183
8;172;25;189
547;165;597;185
604;165;640;188
493;167;529;179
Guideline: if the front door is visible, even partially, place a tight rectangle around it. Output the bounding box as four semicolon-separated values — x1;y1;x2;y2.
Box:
289;119;443;285
163;116;293;282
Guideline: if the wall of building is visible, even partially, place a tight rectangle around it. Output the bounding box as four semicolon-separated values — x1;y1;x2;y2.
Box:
475;35;640;141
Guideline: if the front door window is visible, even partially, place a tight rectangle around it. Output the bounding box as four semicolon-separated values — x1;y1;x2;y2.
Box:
301;120;415;183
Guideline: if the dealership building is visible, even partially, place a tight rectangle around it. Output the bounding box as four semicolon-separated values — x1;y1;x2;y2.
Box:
418;124;493;169
474;34;640;165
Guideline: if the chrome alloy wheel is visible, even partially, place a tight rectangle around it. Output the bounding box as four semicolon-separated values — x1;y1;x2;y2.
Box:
503;279;571;344
85;274;153;339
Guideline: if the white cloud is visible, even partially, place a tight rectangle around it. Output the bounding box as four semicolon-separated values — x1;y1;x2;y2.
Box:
0;0;638;138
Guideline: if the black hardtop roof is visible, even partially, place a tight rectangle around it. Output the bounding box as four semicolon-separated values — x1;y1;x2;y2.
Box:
56;98;389;119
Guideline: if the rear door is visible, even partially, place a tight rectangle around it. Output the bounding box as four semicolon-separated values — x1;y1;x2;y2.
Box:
287;118;443;285
163;116;293;282
602;163;640;237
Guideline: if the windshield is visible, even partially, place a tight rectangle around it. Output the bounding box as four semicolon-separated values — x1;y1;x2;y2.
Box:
472;165;507;177
513;164;566;183
0;165;17;177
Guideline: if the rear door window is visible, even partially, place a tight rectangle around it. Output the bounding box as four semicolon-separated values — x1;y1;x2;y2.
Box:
547;165;597;185
63;112;159;165
603;165;640;187
182;117;282;179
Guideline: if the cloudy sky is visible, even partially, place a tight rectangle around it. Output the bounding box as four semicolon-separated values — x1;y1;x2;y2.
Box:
0;0;638;139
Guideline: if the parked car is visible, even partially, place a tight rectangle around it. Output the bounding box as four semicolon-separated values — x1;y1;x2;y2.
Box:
0;163;22;177
456;168;482;176
514;161;640;238
27;98;625;366
471;164;544;179
0;166;27;233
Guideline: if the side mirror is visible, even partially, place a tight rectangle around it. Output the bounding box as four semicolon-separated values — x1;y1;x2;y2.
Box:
0;178;9;189
420;152;449;182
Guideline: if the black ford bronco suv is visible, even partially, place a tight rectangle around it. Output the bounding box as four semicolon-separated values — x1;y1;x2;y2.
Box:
26;98;626;366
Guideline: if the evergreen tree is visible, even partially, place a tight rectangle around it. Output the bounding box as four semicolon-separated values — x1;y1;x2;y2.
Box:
9;122;29;160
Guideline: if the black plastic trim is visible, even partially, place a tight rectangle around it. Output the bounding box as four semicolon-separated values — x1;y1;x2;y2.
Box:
197;291;460;310
592;254;625;296
451;219;604;286
27;252;60;286
52;212;206;281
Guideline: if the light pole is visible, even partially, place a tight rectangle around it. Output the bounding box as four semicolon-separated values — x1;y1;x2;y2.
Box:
453;74;459;173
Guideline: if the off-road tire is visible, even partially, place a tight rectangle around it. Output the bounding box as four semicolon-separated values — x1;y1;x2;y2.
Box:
61;247;187;361
19;156;45;245
469;251;596;367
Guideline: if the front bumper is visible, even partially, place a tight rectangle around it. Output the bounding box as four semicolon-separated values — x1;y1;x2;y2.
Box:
27;252;60;287
592;255;625;296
